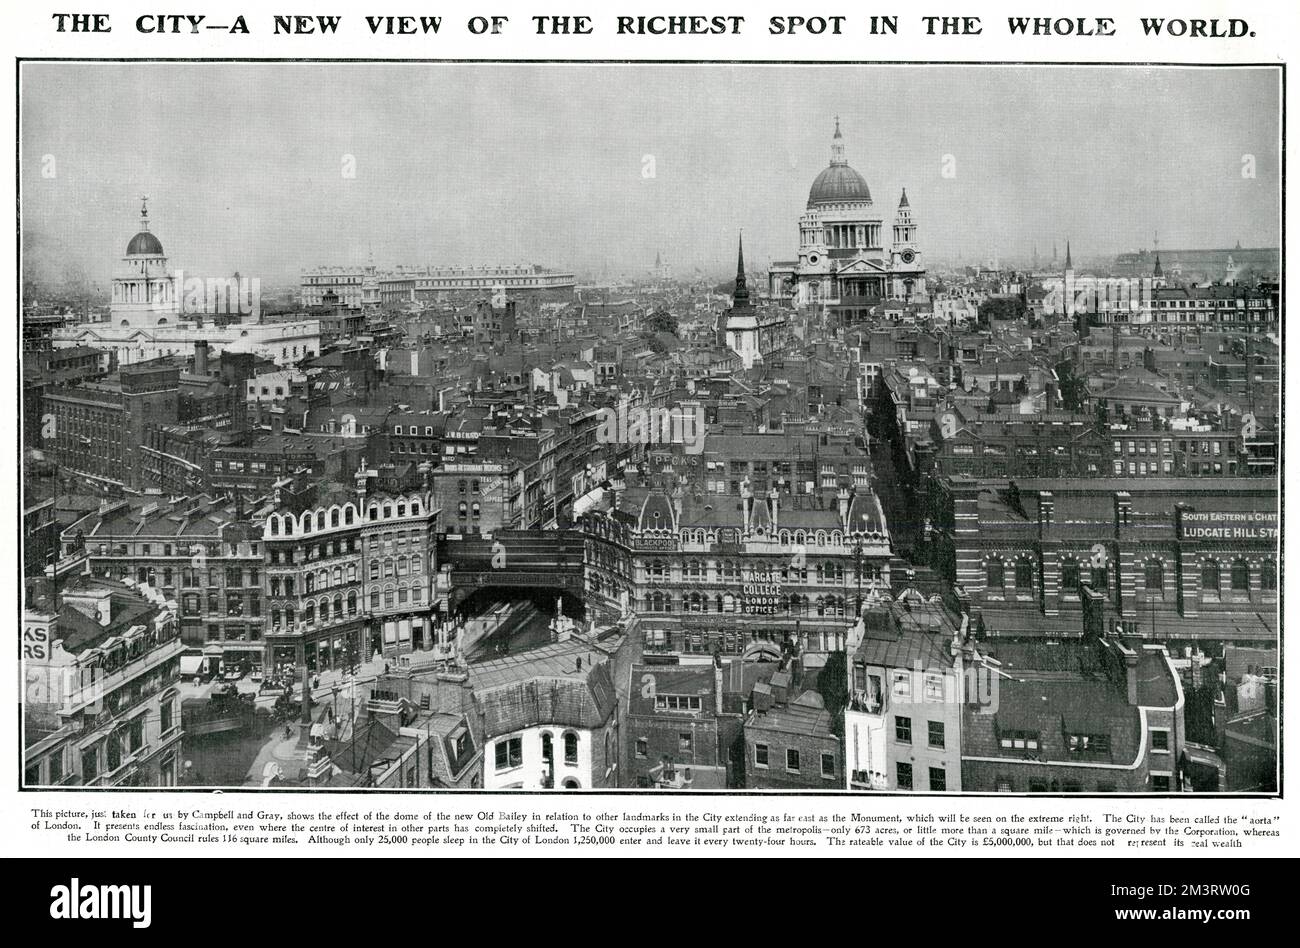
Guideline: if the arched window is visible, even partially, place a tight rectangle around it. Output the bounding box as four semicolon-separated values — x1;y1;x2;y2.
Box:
1060;557;1081;593
347;591;357;615
986;558;1005;588
1090;565;1108;591
396;502;406;517
316;512;326;531
304;602;315;625
1144;559;1164;592
333;595;343;619
1231;559;1250;592
541;732;553;762
1201;559;1222;595
330;510;339;527
1262;560;1278;592
563;732;579;765
344;508;354;525
1014;558;1033;590
269;516;280;536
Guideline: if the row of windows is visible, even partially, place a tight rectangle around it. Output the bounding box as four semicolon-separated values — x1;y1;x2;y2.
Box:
894;716;946;749
269;586;425;628
266;500;425;535
984;556;1277;596
646;561;881;582
494;732;580;771
648;528;880;548
896;763;947;791
753;743;836;779
645;592;850;616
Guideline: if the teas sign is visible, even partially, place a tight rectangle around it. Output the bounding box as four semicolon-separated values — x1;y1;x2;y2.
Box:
1179;510;1278;541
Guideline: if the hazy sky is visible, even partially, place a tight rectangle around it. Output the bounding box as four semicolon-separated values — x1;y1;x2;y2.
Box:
21;63;1280;288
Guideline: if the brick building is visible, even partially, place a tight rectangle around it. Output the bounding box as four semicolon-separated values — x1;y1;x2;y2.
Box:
961;635;1186;793
934;476;1278;647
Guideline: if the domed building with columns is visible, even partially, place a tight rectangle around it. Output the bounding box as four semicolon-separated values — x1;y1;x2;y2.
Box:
110;198;180;328
769;120;926;322
52;198;322;367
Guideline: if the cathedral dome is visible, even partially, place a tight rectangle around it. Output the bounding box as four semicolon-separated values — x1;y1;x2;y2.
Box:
808;164;872;207
126;231;164;256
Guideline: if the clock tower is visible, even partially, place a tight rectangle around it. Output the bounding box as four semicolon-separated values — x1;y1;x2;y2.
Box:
889;188;925;301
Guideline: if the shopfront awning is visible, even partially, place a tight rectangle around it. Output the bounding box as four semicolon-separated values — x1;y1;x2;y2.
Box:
180;655;204;676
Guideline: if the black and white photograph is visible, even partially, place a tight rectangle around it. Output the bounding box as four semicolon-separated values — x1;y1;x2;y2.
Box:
18;60;1280;799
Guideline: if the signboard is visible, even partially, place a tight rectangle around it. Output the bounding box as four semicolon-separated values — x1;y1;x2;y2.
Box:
1179;510;1278;541
634;536;679;552
742;574;784;615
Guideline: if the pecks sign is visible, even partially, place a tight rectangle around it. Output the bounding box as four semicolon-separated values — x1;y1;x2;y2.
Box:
1178;510;1278;541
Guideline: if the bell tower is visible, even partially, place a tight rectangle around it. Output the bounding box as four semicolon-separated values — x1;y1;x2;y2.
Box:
889;189;925;301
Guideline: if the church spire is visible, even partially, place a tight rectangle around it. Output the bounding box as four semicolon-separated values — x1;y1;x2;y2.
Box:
1153;253;1163;279
733;233;750;306
898;188;909;208
1065;240;1072;270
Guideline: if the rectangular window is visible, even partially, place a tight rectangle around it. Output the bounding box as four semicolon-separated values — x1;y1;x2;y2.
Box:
754;743;769;768
785;749;800;773
928;720;945;749
896;762;913;790
635;739;648;759
494;737;523;771
895;716;912;744
1067;733;1111;755
924;675;945;701
929;767;946;791
1151;730;1170;752
999;729;1040;753
1152;775;1171;792
656;694;703;711
678;732;693;754
821;753;835;778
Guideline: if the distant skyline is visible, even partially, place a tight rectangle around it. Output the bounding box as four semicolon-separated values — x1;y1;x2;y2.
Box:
20;63;1281;291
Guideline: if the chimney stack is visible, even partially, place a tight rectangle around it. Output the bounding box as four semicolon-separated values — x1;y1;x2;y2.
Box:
194;339;210;376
